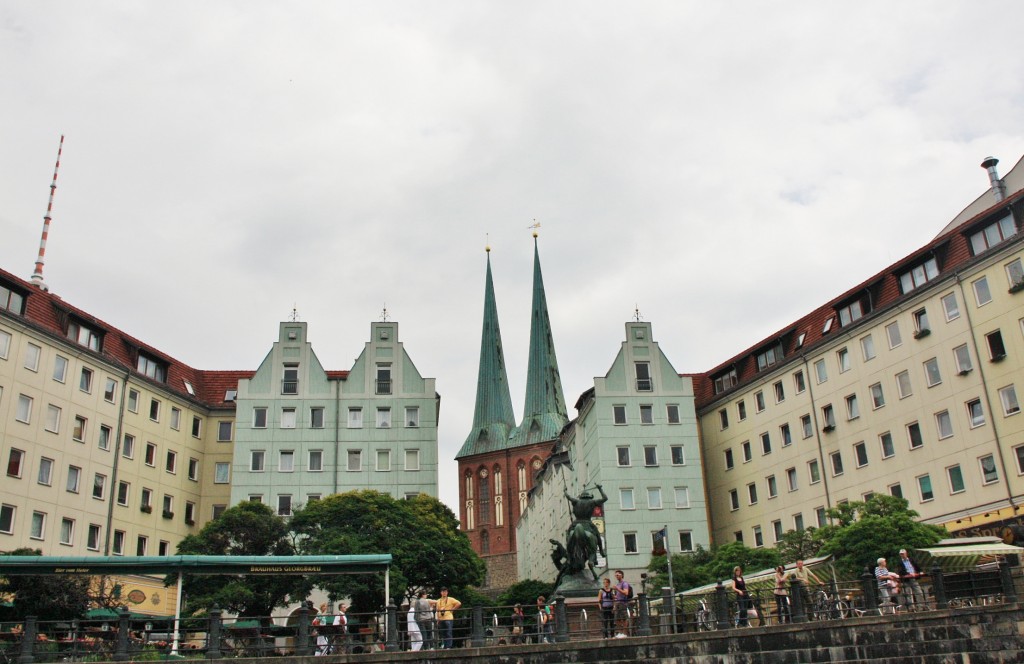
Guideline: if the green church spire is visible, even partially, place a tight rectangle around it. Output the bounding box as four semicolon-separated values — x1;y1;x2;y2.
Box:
513;235;568;446
456;248;517;458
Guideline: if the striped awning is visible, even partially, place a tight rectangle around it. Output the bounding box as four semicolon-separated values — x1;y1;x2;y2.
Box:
914;542;1023;571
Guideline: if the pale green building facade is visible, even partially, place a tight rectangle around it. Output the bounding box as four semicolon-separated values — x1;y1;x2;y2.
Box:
230;320;438;513
517;321;710;584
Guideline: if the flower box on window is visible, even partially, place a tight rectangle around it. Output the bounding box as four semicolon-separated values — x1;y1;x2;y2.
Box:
162;510;174;519
913;328;931;339
140;505;152;514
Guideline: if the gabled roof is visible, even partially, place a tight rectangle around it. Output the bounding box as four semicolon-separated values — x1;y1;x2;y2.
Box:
0;266;337;410
693;157;1024;409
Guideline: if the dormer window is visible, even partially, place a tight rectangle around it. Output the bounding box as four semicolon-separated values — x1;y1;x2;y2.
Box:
838;302;862;326
713;368;738;395
137;353;167;382
0;282;26;315
969;214;1017;256
756;342;783;372
67;320;102;351
899;256;939;294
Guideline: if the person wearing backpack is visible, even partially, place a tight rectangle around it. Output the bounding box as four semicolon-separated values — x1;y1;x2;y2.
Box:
612;569;633;637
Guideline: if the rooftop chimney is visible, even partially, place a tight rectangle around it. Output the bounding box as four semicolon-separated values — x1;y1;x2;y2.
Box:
981;156;1006;202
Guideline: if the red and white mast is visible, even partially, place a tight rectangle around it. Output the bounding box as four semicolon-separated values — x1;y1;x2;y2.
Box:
30;135;64;291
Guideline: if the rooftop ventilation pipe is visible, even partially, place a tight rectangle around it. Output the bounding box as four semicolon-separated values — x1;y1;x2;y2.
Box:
981;156;1006;202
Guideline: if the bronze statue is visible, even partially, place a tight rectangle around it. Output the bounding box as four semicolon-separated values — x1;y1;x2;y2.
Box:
551;484;608;583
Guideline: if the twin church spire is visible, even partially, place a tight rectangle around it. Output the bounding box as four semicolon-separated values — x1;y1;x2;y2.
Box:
457;237;568;458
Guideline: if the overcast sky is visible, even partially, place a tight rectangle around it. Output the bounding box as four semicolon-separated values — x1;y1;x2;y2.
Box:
3;2;1024;513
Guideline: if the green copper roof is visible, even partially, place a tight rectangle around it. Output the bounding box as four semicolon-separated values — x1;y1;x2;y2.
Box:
456;252;517;459
511;238;568;447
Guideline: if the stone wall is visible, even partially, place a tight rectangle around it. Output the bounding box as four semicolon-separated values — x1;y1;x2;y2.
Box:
483;551;519;591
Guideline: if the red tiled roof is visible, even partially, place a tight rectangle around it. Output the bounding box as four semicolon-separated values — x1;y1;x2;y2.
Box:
0;267;345;410
691;182;1024;410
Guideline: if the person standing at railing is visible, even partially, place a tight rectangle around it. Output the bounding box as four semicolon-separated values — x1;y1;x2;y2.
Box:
733;567;751;627
406;603;422;651
897;549;926;611
414;591;435;650
435;588;461;650
510;604;525;645
536;596;554;643
611;570;633;637
597;577;615;638
789;559;822;616
773;566;791;624
875;558;901;607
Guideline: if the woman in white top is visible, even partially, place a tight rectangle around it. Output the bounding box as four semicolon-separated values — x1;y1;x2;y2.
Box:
407;604;422;651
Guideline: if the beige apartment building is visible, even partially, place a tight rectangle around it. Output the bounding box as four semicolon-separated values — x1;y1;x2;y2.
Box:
696;156;1024;547
0;268;240;562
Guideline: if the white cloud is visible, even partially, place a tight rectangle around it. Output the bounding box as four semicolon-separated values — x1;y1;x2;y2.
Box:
2;1;1023;512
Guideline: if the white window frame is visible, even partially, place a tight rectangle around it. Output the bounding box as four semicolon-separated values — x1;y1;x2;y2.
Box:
861;334;875;361
648;487;663;509
973;276;992;306
999;385;1020;416
45;404;61;433
886;321;902;349
620;488;635;510
954;345;973;374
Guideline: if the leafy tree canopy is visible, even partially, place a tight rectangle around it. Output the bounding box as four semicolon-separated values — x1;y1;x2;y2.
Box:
495;579;556;611
175;501;310;617
774;527;826;564
0;548;91;621
816;494;947;577
647;542;780;592
290;491;484;614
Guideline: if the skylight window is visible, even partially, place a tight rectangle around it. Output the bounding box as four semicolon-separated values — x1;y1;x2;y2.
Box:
183;380;195;396
822;317;834;334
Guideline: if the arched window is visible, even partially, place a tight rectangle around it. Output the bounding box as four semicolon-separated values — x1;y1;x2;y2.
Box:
494;467;503;495
465;471;474;499
480;529;490;554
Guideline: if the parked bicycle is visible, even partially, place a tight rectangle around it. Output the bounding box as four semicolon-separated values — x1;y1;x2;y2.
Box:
694;598;715;631
810;586;849;621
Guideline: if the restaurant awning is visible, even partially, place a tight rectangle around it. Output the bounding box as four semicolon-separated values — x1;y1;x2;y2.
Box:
673;554;834;599
913;542;1022;571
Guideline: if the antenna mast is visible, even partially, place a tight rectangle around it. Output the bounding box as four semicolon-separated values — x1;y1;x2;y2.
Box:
31;135;64;291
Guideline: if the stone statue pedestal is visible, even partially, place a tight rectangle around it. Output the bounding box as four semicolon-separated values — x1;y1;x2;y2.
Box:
553;571;600;599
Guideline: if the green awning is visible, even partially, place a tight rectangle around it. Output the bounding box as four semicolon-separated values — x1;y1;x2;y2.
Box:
914;543;1022;571
676;554;834;598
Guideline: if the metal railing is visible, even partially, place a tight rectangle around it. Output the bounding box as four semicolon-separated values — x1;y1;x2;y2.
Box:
1;566;1018;661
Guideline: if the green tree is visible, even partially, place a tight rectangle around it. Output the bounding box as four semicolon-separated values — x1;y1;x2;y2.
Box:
816;495;947;577
290;491;484;614
647;542;781;592
495;579;556;611
646;546;715;592
0;548;91;621
174;501;309;617
774;527;825;564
